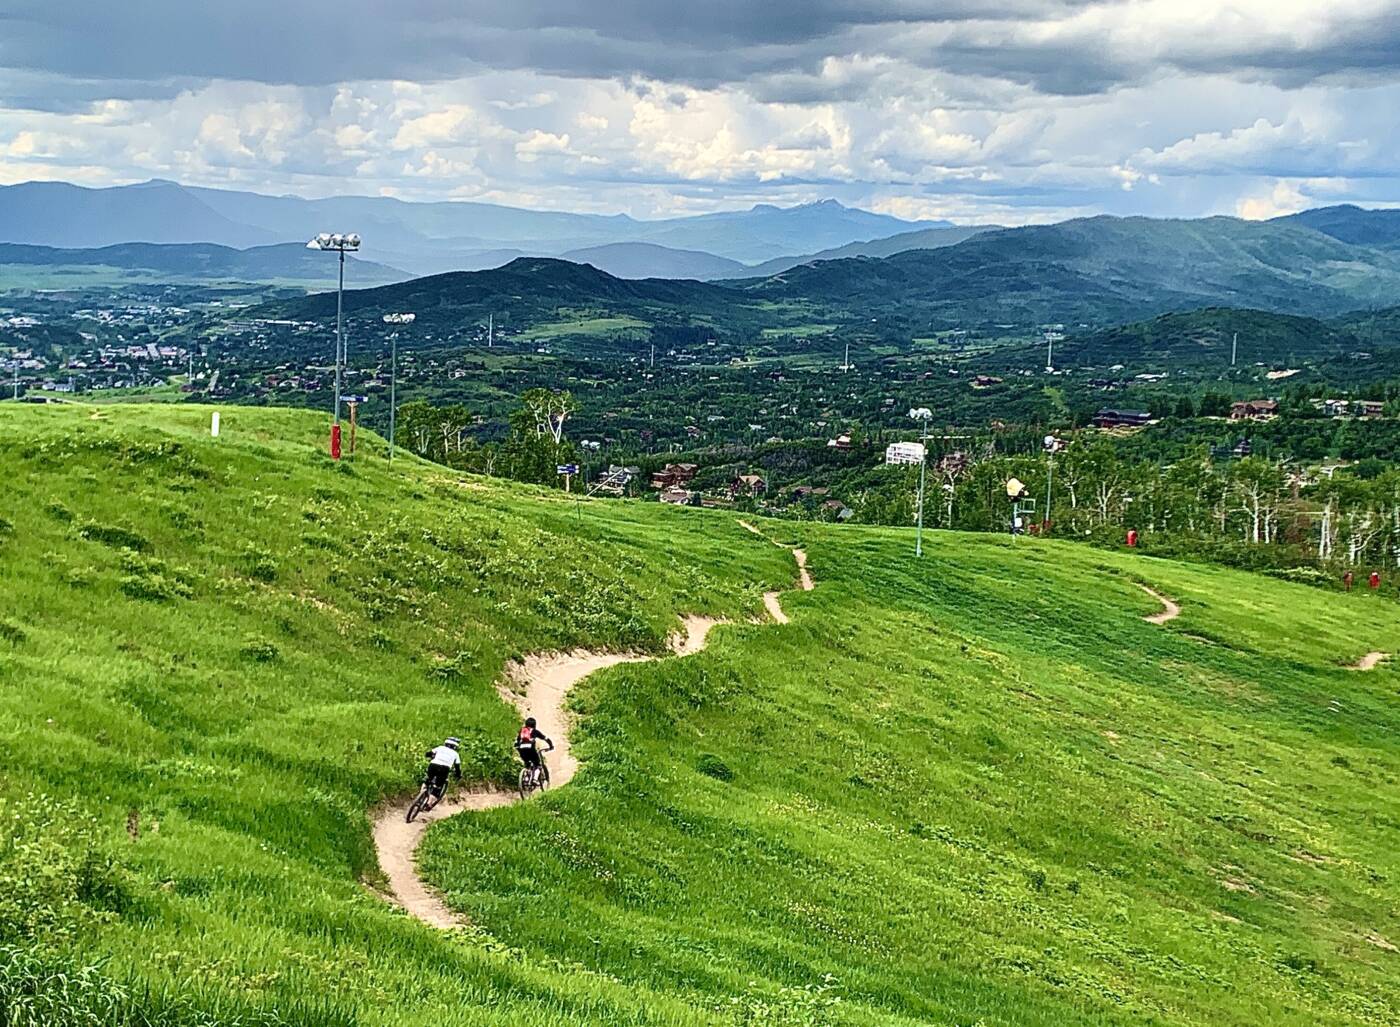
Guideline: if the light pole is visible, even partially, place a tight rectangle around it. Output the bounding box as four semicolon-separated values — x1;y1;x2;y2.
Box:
307;232;361;453
1043;434;1060;533
910;406;933;557
382;313;415;461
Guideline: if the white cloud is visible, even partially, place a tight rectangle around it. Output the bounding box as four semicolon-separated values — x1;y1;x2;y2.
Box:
3;5;1400;222
1236;179;1309;219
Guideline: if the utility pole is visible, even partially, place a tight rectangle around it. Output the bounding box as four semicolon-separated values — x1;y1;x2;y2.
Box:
910;407;933;557
1231;332;1238;367
650;342;655;369
488;313;493;348
1045;332;1054;373
382;313;415;461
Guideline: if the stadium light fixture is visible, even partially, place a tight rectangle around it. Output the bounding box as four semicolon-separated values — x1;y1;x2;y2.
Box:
307;233;362;450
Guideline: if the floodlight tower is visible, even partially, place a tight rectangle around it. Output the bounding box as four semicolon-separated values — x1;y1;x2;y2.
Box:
382;313;416;461
306;232;361;447
909;406;934;557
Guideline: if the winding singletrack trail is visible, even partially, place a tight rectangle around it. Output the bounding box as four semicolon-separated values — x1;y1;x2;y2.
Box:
740;520;814;624
371;532;810;929
1349;651;1389;671
1139;584;1181;625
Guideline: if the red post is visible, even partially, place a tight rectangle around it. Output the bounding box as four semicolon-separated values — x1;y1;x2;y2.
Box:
1344;571;1354;592
1126;529;1138;548
330;424;342;460
1370;571;1381;590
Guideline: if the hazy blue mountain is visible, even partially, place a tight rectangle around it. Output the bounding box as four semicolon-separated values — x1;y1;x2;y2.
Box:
558;242;747;280
742;215;1400;327
717;224;995;279
0;241;408;286
0;180;274;248
0;179;938;273
623;200;950;263
1273;205;1400;250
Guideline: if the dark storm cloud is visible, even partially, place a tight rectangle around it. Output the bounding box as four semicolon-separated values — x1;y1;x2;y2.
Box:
5;2;1400;103
0;1;1078;97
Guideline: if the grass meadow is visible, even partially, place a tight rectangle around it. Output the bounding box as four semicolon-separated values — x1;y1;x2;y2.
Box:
1;403;1398;1025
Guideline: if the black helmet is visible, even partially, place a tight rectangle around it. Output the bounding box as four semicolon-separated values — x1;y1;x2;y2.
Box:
525;717;537;728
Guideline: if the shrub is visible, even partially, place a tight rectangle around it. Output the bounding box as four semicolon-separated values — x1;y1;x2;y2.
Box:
79;522;150;552
118;553;194;602
0;620;26;646
697;753;734;781
240;638;279;663
45;501;74;522
120;574;193;602
0;793;130;944
242;551;279;583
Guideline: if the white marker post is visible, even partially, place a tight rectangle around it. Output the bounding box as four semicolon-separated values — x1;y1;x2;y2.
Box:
210;411;221;438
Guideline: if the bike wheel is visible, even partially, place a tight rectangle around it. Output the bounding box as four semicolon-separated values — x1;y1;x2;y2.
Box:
405;791;426;823
518;768;530;800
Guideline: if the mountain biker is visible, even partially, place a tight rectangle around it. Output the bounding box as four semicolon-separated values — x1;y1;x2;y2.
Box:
422;737;463;810
514;717;554;785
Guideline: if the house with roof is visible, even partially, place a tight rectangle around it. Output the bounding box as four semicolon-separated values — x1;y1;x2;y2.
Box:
651;463;699;489
729;474;767;499
1092;408;1152;429
1230;399;1278;421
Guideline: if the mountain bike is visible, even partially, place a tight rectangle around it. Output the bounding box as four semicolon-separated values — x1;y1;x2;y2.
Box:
405;776;447;823
517;751;552;800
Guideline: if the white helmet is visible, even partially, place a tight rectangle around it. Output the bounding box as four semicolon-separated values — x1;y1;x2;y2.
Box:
444;737;460;750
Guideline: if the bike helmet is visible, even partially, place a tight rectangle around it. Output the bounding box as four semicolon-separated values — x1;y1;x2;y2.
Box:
444;737;460;750
524;717;537;728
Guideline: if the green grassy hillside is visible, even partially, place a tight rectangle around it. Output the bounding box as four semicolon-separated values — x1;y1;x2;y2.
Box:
2;404;1398;1026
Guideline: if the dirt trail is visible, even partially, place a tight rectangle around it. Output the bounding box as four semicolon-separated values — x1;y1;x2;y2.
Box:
371;535;808;929
741;520;814;624
1139;584;1181;625
1349;651;1388;671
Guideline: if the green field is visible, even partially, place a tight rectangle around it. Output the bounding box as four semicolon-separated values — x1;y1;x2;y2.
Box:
2;403;1398;1025
518;315;651;340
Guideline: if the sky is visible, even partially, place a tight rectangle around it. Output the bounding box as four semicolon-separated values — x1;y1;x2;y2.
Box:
2;1;1399;223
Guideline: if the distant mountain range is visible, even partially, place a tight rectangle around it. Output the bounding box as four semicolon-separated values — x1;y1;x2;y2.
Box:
556;242;748;280
0;241;408;287
720;224;996;279
742;214;1400;326
0;180;943;274
258;211;1400;343
1272;204;1400;250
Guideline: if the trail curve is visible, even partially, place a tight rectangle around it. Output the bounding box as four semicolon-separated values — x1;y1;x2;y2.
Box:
1139;584;1181;625
1349;651;1388;671
371;537;808;928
